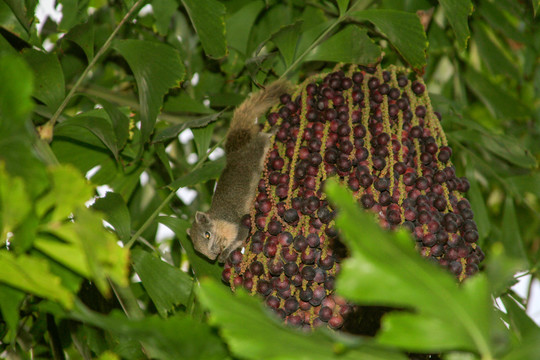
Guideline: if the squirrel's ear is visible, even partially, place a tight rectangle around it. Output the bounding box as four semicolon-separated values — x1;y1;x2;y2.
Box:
186;228;191;236
195;211;210;224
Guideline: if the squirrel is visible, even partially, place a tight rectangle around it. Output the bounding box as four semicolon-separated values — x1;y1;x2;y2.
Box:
187;80;291;263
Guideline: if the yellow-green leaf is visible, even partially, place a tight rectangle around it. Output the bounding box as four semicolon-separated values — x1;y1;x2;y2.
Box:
35;165;94;222
0;165;31;244
0;251;73;308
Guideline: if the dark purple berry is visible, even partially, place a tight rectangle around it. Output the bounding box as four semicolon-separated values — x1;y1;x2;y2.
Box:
449;261;462;276
398;75;408;87
306;233;320;248
412;81;425;95
368;77;380;90
283;209;299;223
284;262;299;277
361;194;375;209
268;220;282;236
299;287;313;301
284;298;299;314
293;235;308;252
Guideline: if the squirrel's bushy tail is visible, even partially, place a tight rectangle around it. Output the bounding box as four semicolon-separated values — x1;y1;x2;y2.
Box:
226;80;291;153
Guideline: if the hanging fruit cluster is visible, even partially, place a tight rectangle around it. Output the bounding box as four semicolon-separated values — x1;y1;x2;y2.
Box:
222;63;484;331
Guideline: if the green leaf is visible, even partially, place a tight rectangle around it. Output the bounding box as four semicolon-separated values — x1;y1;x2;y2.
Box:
484;243;524;296
99;100;130;151
74;208;130;289
41;206;130;293
64;19;95;62
56;115;119;160
465;174;490;241
506;173;540;199
192;123;215;159
168;157;225;191
452;128;537;169
35;165;94;222
92;192;132;243
325;181;495;358
305;25;381;65
350;9;427;71
226;1;264;54
22;49;65;111
427;21;453;54
58;0;88;32
163;92;216;115
72;306;228;360
501;294;540;341
0;284;25;342
52;124;119;185
10;212;39;253
0;35;18;57
97;351;120;360
280;18;334;76
501;197;529;266
153;111;223;143
478;133;537;169
479;1;527;43
38;256;84;293
0;1;32;41
198;279;407;360
473;21;519;79
2;0;37;33
502;334;540;360
181;0;228;59
438;0;474;51
378;313;474;351
34;234;91;277
131;248;193;317
157;216;223;281
0;250;73;308
270;21;303;67
0;55;33;123
113;40;184;143
0;55;46;197
31;166;129;293
337;0;350;15
0;144;47;204
155;142;174;182
0;165;31;244
151;0;177;36
464;66;529;120
533;0;539;16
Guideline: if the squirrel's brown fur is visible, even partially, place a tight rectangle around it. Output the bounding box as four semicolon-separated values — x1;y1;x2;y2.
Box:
225;80;290;153
187;80;292;262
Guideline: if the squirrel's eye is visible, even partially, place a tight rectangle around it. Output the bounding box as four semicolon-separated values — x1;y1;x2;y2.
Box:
204;231;211;239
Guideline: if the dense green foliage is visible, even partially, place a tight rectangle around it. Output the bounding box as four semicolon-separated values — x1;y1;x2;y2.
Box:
0;0;539;359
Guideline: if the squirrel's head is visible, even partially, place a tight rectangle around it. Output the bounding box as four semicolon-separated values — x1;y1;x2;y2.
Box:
187;211;221;261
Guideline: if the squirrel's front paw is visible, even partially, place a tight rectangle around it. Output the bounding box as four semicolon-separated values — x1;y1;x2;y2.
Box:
217;250;230;264
218;238;245;263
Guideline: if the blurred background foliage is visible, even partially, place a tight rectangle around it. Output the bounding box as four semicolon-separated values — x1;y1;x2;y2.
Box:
0;0;539;359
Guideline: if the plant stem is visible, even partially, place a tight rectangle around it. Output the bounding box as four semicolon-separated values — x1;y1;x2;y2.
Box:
108;278;143;319
279;0;369;79
193;136;226;172
44;0;147;140
126;191;175;249
46;314;66;360
280;17;343;79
